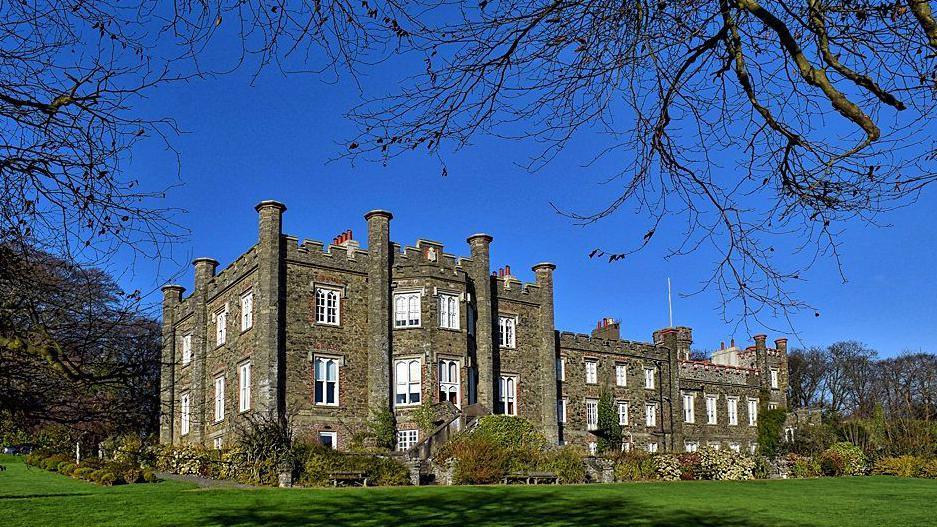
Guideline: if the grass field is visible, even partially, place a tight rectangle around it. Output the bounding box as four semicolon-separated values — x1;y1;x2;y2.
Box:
2;454;935;526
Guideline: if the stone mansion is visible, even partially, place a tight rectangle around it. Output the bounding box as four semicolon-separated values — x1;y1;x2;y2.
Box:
159;201;789;455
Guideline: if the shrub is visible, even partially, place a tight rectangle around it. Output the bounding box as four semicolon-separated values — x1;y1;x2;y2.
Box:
595;391;622;454
538;446;587;484
368;456;410;486
96;471;119;486
73;467;96;481
653;454;682;481
821;442;866;476
872;456;924;478
59;462;78;476
697;448;755;481
676;453;701;480
445;435;510;484
787;454;820;478
368;408;396;450
299;446;409;487
42;454;71;471
472;416;546;472
920;459;937;479
614;451;656;481
121;466;144;484
142;470;159;483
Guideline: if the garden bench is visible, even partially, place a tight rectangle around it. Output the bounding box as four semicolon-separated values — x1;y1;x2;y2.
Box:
502;471;559;485
329;471;368;487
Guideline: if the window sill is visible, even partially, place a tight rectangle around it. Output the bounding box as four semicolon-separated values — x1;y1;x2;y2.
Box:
314;322;342;328
394;403;422;408
394;325;423;330
314;402;340;408
240;326;253;335
438;326;461;332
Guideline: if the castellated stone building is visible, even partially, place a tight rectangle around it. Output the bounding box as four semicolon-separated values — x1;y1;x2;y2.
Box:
160;201;789;455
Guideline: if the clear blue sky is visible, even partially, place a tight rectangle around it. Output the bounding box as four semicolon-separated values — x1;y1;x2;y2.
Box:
116;36;937;359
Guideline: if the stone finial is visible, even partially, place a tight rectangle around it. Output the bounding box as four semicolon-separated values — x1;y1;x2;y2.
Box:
466;233;493;245
532;262;557;273
255;200;287;213
364;209;393;222
192;257;219;291
161;284;185;304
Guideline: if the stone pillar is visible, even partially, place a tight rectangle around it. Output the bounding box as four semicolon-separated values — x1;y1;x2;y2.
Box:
191;257;218;444
533;263;559;445
365;210;393;412
754;334;769;394
653;328;683;451
675;327;693;361
467;234;495;410
159;284;185;444
775;338;789;408
255;200;286;417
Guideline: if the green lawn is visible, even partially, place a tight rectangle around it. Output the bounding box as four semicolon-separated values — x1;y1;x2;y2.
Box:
1;454;935;527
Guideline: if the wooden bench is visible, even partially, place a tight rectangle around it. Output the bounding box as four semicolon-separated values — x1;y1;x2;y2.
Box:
329;471;368;487
502;471;559;485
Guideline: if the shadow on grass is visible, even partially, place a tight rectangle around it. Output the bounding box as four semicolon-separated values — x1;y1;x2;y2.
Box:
0;493;95;500
202;486;787;527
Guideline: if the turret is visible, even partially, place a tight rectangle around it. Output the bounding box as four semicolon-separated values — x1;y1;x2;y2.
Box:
365;210;393;412
532;262;559;444
159;284;185;443
254;200;286;416
467;233;494;409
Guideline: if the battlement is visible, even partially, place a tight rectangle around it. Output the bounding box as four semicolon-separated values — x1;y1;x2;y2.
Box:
558;331;660;357
679;359;756;385
285;234;370;273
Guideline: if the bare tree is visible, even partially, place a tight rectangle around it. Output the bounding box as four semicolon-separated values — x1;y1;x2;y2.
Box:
332;0;937;324
787;346;828;409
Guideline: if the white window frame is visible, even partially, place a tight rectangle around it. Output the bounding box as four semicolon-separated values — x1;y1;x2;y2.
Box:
438;294;460;330
750;443;758;454
319;431;337;449
394;292;422;328
708;441;721;450
439;359;461;406
685;441;699;453
645;403;657;427
213;437;223;450
314;356;340;406
727;397;739;426
215;308;227;346
499;375;518;415
180;392;191;436
644;367;655;389
586;399;599;430
616;364;628;387
238;361;252;412
396;429;419;452
729;442;741;453
557;357;566;381
585;360;598;384
181;334;192;365
395;358;422;406
706;395;718;425
315;287;341;326
770;368;779;389
618;401;630;426
646;442;658;453
214;375;225;422
240;291;253;331
498;315;516;348
769;402;778;410
558;398;567;424
683;394;695;424
748;398;759;426
588;442;598;455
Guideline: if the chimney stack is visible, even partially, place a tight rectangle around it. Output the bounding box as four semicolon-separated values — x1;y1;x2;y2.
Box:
591;317;621;341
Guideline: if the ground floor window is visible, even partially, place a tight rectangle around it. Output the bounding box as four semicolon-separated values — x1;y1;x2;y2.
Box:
646;442;658;453
213;437;223;450
319;431;337;449
397;429;419;452
588;442;597;455
499;375;518;415
729;442;741;452
684;441;699;453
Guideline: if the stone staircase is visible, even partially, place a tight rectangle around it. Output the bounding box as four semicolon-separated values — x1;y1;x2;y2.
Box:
398;402;490;485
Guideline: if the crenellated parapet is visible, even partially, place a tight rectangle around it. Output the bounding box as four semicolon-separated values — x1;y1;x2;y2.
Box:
558;331;661;358
678;360;757;386
202;245;260;300
284;235;370;274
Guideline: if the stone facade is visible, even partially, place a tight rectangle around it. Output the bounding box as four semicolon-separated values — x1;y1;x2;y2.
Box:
160;202;789;454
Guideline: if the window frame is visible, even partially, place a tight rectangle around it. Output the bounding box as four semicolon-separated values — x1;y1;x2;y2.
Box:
180;392;191;436
181;334;193;366
770;368;779;389
706;395;718;425
499;374;518;415
396;429;419;452
498;315;517;348
646;442;658;453
685;441;699;453
644;367;656;389
727;397;739;426
585;359;598;384
215;308;227;346
393;291;422;328
238;361;252;413
615;363;628;387
214;375;225;422
558;398;567;424
618;401;630;426
394;358;422;406
438;358;461;406
314;355;341;406
438;293;460;330
213;437;223;450
556;357;566;381
586;398;599;430
315;287;342;326
319;431;338;449
683;394;695;424
645;403;657;427
748;398;759;427
240;291;254;331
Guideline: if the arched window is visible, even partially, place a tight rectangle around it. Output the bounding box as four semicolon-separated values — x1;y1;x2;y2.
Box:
315;287;341;325
395;359;422;405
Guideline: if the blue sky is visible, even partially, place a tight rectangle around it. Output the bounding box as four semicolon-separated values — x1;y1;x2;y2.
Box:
116;35;937;359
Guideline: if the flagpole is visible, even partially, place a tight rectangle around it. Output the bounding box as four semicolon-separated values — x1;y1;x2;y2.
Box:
667;277;673;328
